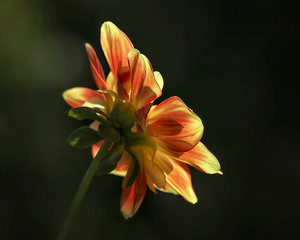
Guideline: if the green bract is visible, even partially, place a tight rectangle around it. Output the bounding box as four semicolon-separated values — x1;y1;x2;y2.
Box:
67;126;102;149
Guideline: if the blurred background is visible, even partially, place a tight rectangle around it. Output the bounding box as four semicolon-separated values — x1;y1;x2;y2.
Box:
0;0;299;239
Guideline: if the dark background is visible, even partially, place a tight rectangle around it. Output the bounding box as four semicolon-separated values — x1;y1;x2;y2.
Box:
0;0;299;239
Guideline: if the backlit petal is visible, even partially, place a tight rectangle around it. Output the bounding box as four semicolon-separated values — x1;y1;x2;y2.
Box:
100;21;134;77
82;97;107;112
172;142;222;175
120;165;147;219
128;49;162;110
154;71;164;92
144;149;166;189
147;96;203;152
110;151;130;177
63;87;102;108
106;71;117;92
85;43;108;90
155;148;197;203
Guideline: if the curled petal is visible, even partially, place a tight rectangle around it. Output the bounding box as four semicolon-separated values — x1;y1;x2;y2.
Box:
173;142;222;175
147;97;203;152
63;87;102;108
120;164;147;219
128;49;162;110
85;43;108;90
101;21;134;77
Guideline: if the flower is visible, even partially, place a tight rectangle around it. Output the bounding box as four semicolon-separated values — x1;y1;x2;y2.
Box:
63;21;222;219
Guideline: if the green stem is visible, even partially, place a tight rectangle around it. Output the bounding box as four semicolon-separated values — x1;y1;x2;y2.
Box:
57;140;112;240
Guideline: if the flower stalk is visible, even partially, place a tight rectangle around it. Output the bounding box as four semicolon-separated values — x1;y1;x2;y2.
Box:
57;140;112;240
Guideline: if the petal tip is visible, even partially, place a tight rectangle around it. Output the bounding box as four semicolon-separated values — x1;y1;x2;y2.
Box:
190;196;198;204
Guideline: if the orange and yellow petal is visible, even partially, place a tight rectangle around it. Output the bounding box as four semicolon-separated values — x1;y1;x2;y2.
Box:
147;96;203;152
62;87;102;108
82;96;107;112
106;71;118;93
120;165;147;219
143;149;166;189
85;43;108;90
100;21;134;78
155;149;197;201
110;151;130;177
128;49;162;110
165;160;197;203
172;142;222;175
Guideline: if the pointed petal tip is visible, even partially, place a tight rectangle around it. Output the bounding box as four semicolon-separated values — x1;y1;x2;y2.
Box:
218;170;223;175
121;212;132;220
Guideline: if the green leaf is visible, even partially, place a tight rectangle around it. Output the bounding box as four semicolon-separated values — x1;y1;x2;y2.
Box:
66;107;106;123
67;126;101;149
97;142;125;175
123;150;140;188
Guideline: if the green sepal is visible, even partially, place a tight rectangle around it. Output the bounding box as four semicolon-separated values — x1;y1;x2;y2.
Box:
97;142;125;176
65;107;106;123
123;150;140;188
98;124;121;142
110;100;136;129
67;126;102;149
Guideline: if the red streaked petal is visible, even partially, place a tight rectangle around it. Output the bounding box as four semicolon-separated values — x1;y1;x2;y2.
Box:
62;87;102;108
120;165;147;219
100;21;134;78
155;149;197;203
85;43;108;90
117;67;131;99
172;142;222;175
128;49;162;110
166;160;197;203
135;103;152;132
147;96;203;152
